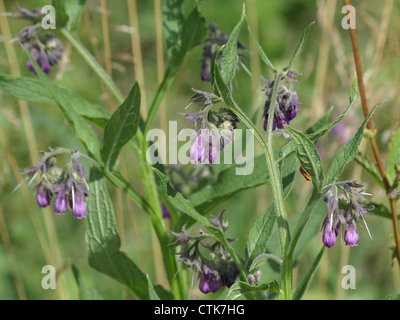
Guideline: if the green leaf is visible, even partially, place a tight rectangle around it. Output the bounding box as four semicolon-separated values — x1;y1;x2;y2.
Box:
101;83;141;171
219;5;246;85
284;22;314;72
147;275;161;300
71;264;103;300
153;168;244;278
326;101;383;184
293;246;325;300
189;155;269;213
53;0;86;34
307;75;358;142
387;128;400;185
245;207;276;269
225;280;280;300
285;125;324;191
245;153;298;269
0;74;110;127
265;191;325;266
86;168;172;300
22;45;101;160
355;153;385;189
162;0;185;58
371;202;399;220
246;22;276;72
153;168;221;235
168;2;206;74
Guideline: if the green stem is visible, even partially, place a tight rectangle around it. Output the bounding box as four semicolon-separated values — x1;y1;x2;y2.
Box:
265;72;292;299
61;29;125;104
223;73;291;299
62;28;186;299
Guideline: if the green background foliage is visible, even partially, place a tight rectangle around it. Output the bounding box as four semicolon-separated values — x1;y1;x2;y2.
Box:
0;0;399;299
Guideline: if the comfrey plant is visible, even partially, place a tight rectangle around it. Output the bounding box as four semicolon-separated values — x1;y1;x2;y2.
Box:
3;0;397;301
13;6;63;74
321;181;373;248
200;22;248;82
182;89;239;164
263;71;301;131
18;148;90;219
172;212;240;294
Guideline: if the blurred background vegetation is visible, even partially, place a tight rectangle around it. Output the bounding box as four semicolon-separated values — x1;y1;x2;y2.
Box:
0;0;399;300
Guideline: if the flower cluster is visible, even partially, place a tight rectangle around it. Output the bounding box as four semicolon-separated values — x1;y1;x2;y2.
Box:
200;22;248;82
20;148;90;219
321;181;373;248
263;71;301;131
182;89;240;164
14;7;63;74
172;212;240;294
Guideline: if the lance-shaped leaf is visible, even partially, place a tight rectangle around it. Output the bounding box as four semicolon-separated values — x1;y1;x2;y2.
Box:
326;101;384;184
162;0;185;59
247;22;276;72
245;153;298;269
53;0;86;34
355;153;385;189
153;168;243;275
0;74;110;127
86;168;173;300
101;83;141;171
285;125;324;191
284;21;315;72
219;5;246;86
293;246;325;300
71;264;103;300
307;75;358;142
225;280;280;300
168;2;206;74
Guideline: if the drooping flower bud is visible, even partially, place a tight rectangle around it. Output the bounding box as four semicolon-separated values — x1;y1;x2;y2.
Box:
36;184;51;208
54;192;68;214
322;226;337;248
344;223;359;247
71;193;87;219
321;180;373;248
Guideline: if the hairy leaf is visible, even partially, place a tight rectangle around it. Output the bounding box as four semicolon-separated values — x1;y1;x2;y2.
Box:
293;246;325;300
285;125;324;191
307;75;358;142
326;101;383;184
0;74;110;127
71;264;103;300
285;22;314;71
86;168;172;300
101;83;141;171
225;280;280;300
53;0;86;34
162;0;185;58
219;5;246;85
